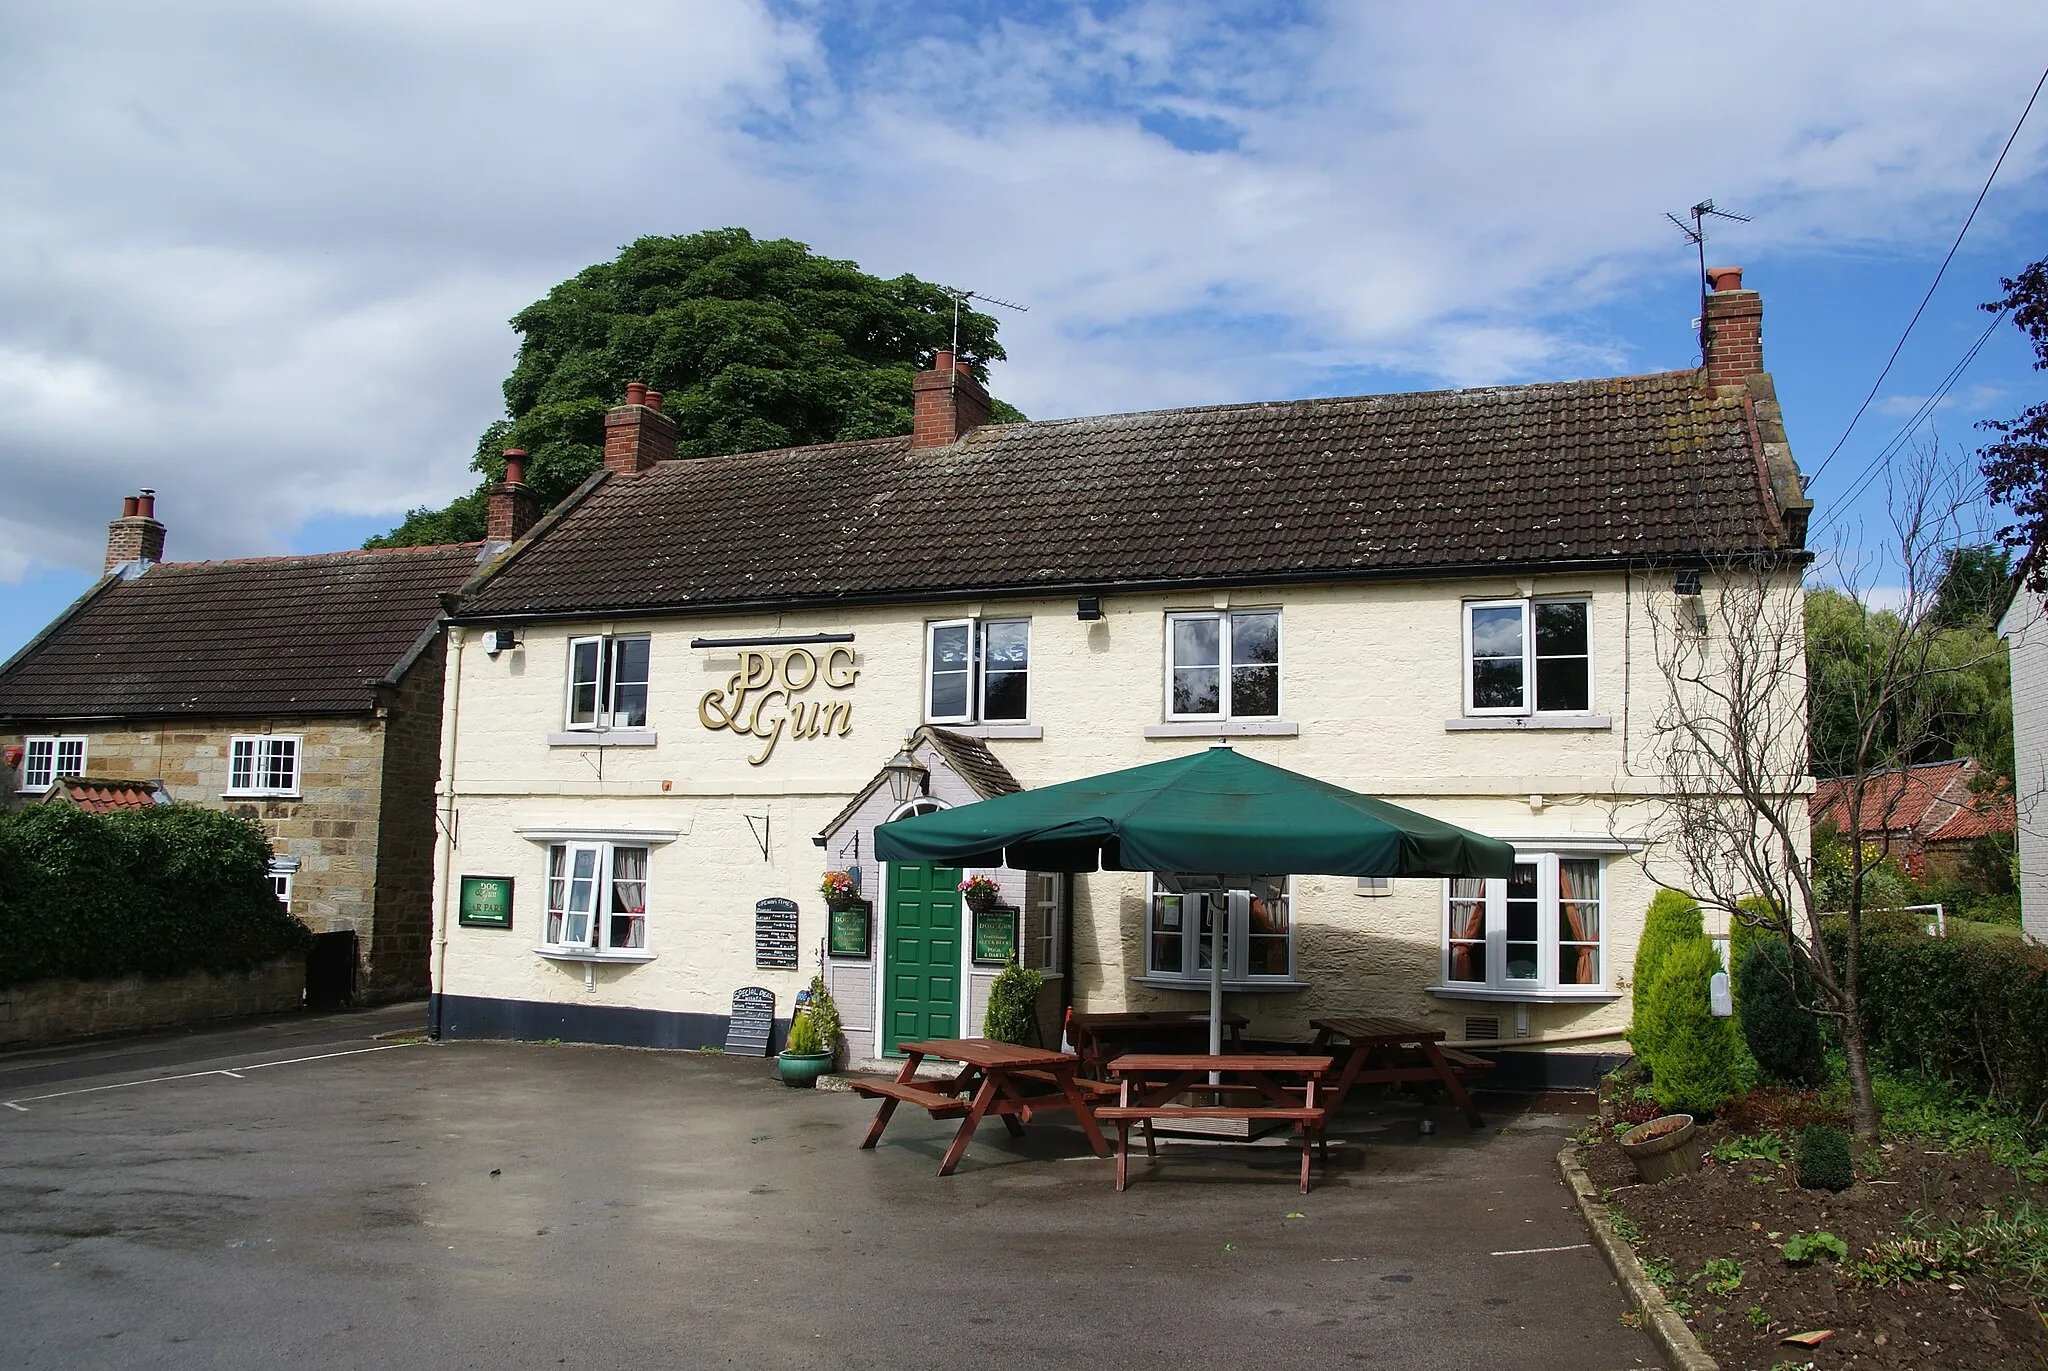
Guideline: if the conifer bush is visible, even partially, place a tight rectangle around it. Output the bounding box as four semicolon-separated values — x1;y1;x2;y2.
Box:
1796;1123;1854;1192
1640;935;1741;1117
982;957;1044;1045
1628;888;1704;1071
1736;940;1826;1085
1727;895;1779;1007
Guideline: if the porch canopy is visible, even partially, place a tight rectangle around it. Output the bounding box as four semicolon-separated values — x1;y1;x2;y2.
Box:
874;745;1515;1052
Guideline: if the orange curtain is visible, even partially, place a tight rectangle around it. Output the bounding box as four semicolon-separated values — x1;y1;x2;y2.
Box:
1558;862;1594;983
1449;878;1486;979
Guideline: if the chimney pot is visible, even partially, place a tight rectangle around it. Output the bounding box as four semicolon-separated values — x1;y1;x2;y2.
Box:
603;382;678;475
1708;265;1746;293
122;495;139;518
644;389;663;412
136;490;155;518
933;350;954;375
502;448;529;486
625;381;648;407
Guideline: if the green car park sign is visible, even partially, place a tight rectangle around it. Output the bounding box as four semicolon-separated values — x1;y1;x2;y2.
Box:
459;875;514;929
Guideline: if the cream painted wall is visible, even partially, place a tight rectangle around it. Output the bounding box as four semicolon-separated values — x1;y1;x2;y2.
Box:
433;570;1789;1051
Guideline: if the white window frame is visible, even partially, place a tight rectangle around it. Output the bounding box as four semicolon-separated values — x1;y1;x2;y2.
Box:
1142;878;1296;984
267;869;293;911
1164;609;1282;722
227;735;301;798
1439;853;1606;994
21;735;86;793
563;634;652;731
1025;871;1063;975
1461;597;1593;717
542;841;651;955
923;617;1031;725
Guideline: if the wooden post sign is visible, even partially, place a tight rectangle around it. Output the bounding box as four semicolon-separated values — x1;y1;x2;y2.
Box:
458;875;514;929
972;905;1018;966
726;986;776;1056
754;897;799;969
827;898;872;960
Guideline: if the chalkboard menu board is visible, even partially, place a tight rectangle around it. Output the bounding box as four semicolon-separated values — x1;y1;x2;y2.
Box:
726;986;776;1056
754;898;799;969
828;899;872;960
972;905;1018;966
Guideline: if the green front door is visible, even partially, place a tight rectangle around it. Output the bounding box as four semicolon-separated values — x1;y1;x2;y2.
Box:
883;860;962;1055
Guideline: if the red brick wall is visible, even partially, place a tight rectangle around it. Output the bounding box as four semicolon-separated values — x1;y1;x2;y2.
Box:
1704;288;1763;390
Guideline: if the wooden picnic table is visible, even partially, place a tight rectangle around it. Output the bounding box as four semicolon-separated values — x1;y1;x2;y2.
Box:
1309;1015;1490;1126
1098;1053;1334;1193
1066;1008;1248;1080
850;1038;1114;1177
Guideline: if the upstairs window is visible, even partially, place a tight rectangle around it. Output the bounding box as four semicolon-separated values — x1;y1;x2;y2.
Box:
1464;598;1591;716
21;736;86;792
925;618;1030;724
545;842;649;952
228;736;300;797
1166;610;1279;720
566;635;651;730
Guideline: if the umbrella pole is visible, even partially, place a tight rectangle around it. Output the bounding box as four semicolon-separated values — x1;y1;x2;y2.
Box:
1209;896;1224;1085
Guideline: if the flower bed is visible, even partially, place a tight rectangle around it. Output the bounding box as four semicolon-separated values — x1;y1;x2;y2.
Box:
1578;1074;2048;1370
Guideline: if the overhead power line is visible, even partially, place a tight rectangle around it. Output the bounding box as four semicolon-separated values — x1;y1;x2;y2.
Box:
1807;60;2048;486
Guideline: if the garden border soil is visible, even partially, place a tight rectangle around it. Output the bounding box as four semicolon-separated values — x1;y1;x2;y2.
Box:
1559;1143;1720;1371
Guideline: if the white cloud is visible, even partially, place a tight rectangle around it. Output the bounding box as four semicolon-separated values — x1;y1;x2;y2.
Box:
3;0;2047;578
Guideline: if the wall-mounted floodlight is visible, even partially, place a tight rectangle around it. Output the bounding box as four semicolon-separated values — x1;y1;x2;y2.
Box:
1076;595;1103;621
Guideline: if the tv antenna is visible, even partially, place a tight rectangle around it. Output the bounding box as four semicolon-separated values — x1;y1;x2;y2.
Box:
1665;199;1752;363
943;287;1028;364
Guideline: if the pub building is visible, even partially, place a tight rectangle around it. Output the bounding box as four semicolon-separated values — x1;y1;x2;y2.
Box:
429;269;1808;1087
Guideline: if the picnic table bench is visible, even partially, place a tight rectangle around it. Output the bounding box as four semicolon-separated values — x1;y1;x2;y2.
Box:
851;1038;1112;1176
1309;1015;1491;1126
1099;1053;1333;1193
1066;1008;1248;1080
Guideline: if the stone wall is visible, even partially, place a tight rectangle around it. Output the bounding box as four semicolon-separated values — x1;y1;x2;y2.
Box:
0;958;304;1047
369;639;447;999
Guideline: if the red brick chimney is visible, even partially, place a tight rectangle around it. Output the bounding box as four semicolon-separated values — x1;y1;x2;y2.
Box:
911;351;992;448
104;489;166;572
1703;265;1763;390
603;381;677;475
486;449;539;542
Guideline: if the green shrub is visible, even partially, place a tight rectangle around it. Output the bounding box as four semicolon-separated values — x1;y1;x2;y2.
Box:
1628;888;1703;1070
1796;1123;1854;1192
783;1010;823;1055
803;974;842;1054
1737;940;1826;1085
1641;936;1741;1116
981;957;1044;1044
1727;896;1780;1005
0;804;310;987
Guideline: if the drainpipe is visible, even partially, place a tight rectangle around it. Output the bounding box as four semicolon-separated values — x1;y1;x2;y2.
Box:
429;626;465;1038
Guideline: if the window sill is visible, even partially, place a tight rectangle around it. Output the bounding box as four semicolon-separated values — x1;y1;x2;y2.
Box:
535;948;657;965
1131;976;1308;993
547;730;658;747
1143;720;1300;738
223;791;302;801
932;723;1044;739
1442;715;1611;731
1426;984;1621;1004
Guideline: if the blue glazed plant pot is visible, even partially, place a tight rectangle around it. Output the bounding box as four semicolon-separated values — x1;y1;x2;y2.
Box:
777;1051;834;1088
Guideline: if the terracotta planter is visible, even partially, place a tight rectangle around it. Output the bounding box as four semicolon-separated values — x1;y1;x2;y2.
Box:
1618;1113;1700;1183
777;1051;833;1089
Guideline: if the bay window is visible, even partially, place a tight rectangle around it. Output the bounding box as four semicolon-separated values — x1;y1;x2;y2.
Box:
566;635;651;730
544;842;650;954
1145;882;1295;983
21;736;86;792
228;735;300;797
1166;610;1279;720
925;618;1029;724
1441;854;1604;994
1463;598;1591;715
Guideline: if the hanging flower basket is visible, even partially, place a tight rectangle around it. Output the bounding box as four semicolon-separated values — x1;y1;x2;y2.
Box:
958;876;1002;914
819;870;857;911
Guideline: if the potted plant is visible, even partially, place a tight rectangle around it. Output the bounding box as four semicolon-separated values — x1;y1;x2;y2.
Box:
777;974;843;1087
820;870;857;911
958;875;1002;914
1617;1113;1701;1183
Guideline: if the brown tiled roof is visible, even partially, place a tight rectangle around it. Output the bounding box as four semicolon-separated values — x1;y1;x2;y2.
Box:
0;544;481;720
462;370;1792;620
46;776;172;812
1810;759;2014;843
924;727;1023;799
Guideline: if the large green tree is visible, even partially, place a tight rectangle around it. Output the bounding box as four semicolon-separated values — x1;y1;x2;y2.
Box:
370;229;1024;546
1979;256;2048;592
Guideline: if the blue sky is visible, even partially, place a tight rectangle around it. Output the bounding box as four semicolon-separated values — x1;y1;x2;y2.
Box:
3;1;2047;659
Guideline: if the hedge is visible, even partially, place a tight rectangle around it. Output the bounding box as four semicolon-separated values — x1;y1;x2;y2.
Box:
1828;912;2048;1119
0;804;312;988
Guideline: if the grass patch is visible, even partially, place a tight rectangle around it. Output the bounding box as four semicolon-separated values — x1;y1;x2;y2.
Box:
1873;1073;2048;1182
1851;1198;2048;1293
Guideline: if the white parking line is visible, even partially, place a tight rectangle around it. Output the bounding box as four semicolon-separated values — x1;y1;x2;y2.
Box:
1;1042;416;1111
1490;1243;1590;1257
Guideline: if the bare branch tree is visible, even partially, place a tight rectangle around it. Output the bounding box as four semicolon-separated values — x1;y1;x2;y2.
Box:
1629;442;1996;1138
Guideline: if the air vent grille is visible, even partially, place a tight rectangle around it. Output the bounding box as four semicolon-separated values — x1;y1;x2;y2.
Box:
1464;1016;1500;1041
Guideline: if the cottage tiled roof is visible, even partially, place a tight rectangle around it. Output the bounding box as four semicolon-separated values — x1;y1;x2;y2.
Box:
0;544;481;721
1810;759;2014;844
47;776;172;812
461;370;1792;620
924;727;1023;799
